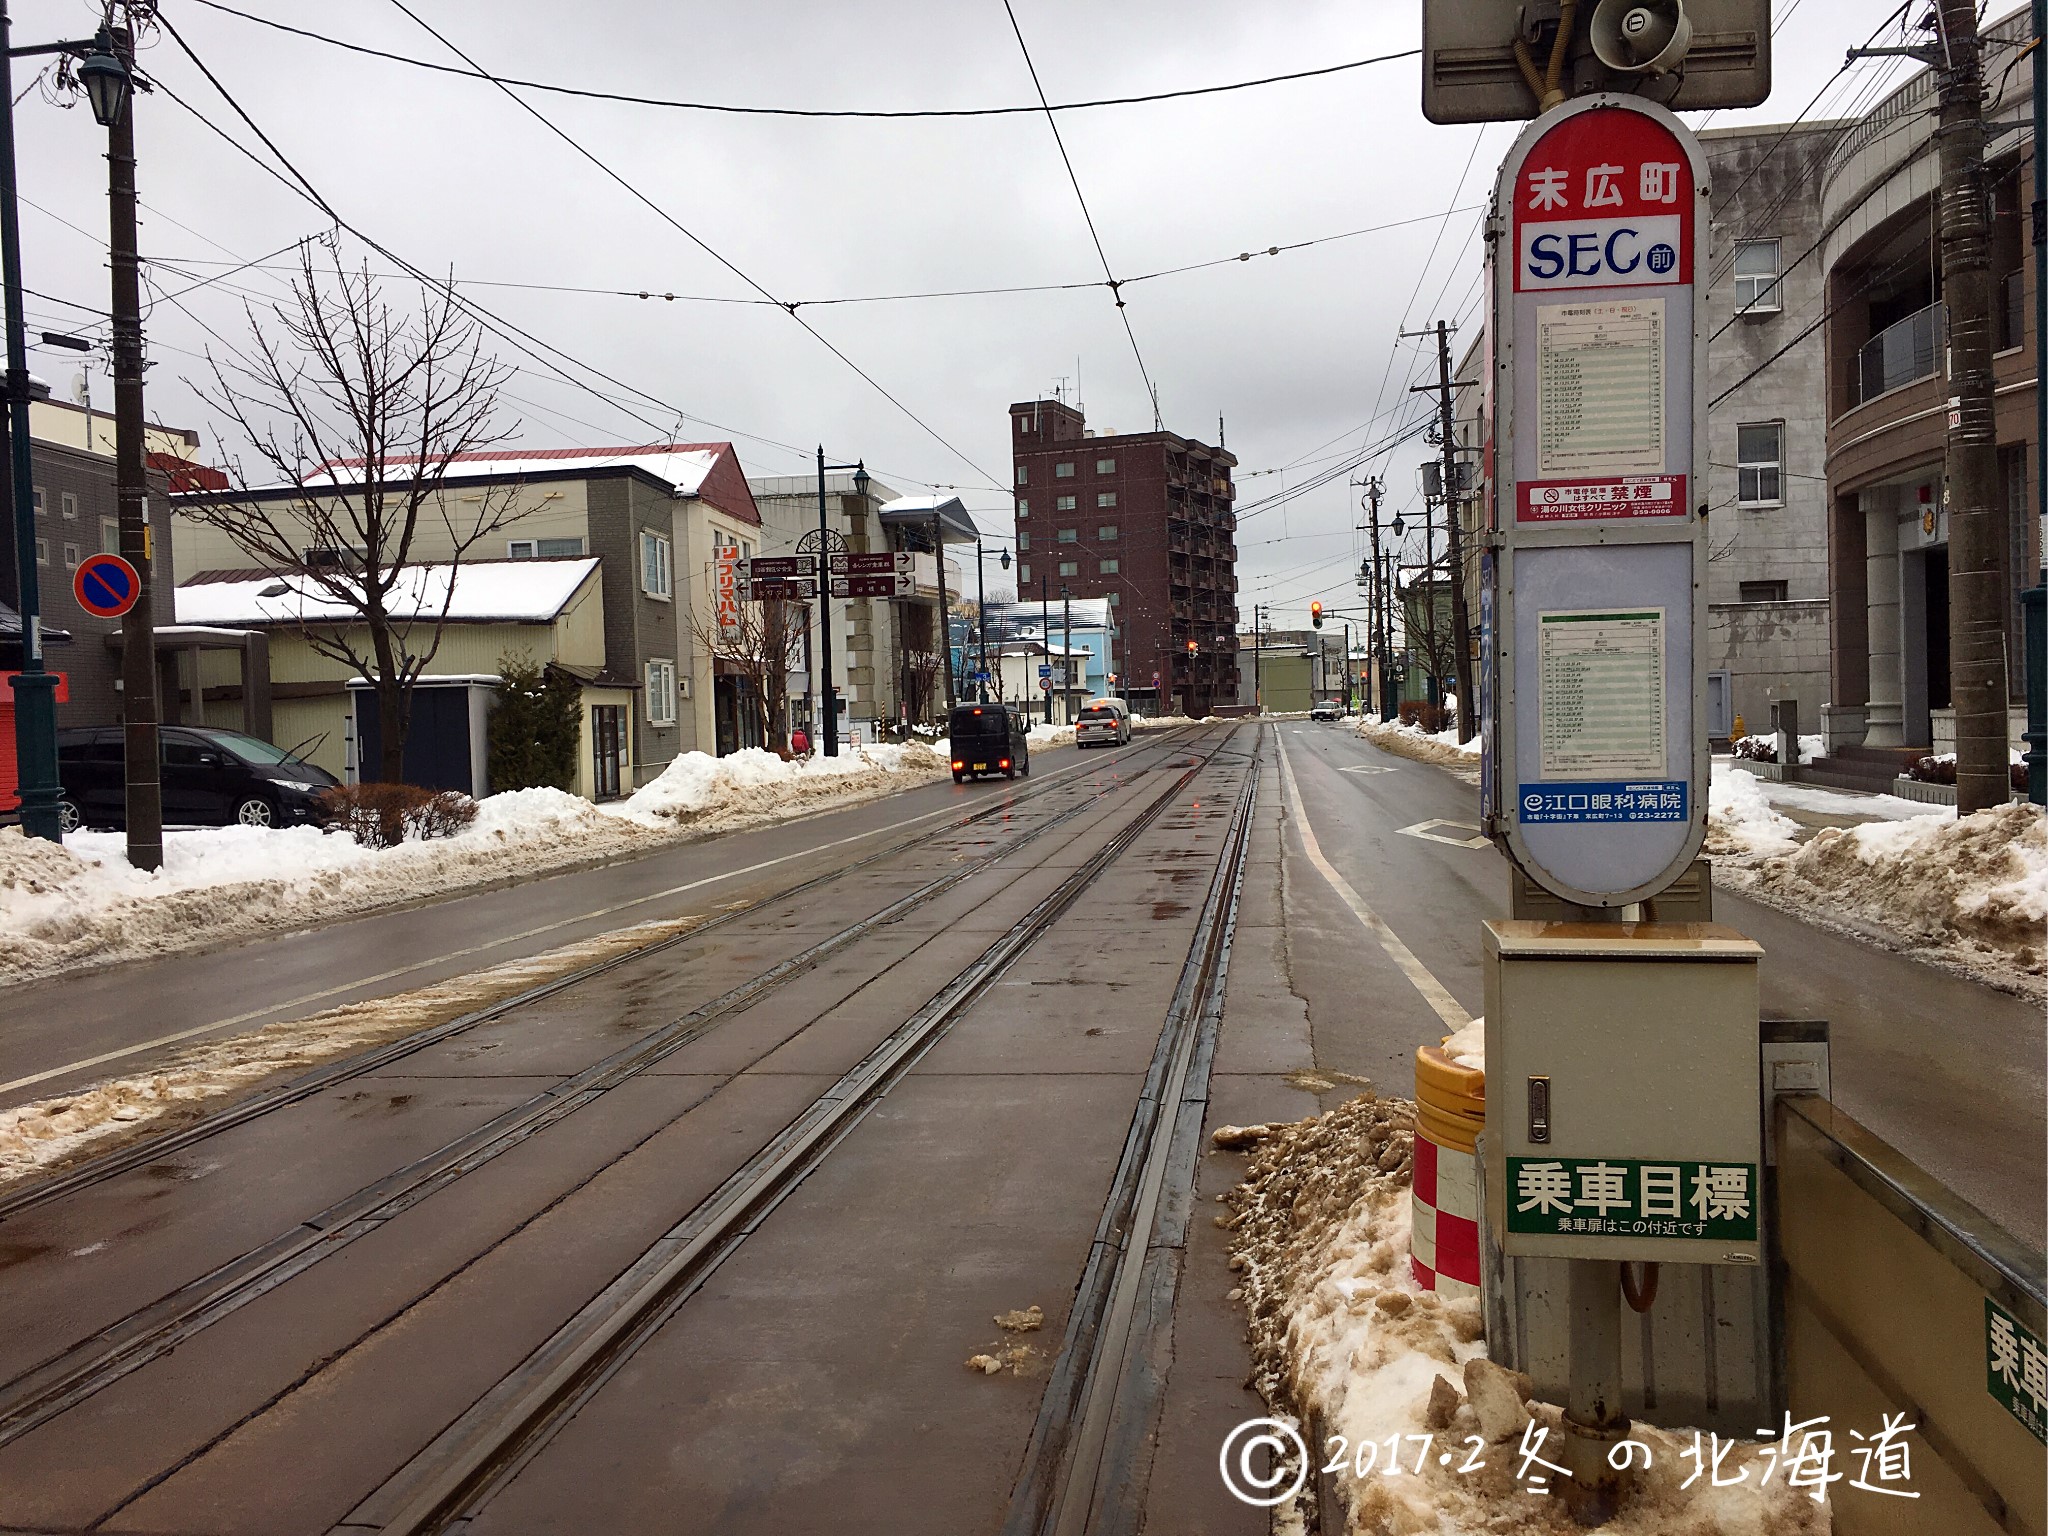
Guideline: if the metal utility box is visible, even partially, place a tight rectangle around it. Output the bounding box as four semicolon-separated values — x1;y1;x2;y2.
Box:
1483;921;1763;1266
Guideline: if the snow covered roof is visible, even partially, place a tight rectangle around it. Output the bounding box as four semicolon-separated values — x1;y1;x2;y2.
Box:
878;492;978;544
301;444;722;496
175;558;600;627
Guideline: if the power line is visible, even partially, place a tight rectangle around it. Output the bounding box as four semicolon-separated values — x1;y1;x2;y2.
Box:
186;0;1418;121
383;0;1000;487
998;0;1158;428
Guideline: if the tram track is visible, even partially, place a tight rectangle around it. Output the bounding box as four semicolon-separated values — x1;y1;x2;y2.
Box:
0;729;1221;1456
0;728;1202;1228
325;735;1254;1536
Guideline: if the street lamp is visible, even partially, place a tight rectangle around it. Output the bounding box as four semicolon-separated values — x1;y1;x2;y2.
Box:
77;33;130;127
812;449;867;757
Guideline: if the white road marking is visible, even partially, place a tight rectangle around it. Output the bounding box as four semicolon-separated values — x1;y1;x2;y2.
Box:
1337;764;1398;776
1396;818;1491;850
0;752;1129;1099
1273;734;1471;1030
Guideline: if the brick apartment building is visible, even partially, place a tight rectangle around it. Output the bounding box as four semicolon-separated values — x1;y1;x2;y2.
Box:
1008;398;1239;714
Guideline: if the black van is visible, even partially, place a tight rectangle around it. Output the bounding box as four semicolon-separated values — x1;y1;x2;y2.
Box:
55;724;341;832
947;703;1030;783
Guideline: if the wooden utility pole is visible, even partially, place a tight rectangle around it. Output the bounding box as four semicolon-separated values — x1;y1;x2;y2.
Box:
1433;320;1476;742
1936;0;2012;813
1362;478;1385;718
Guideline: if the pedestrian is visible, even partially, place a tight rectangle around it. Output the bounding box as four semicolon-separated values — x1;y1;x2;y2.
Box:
790;725;810;759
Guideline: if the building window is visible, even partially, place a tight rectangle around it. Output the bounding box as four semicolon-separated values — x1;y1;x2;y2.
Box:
645;659;677;725
1099;558;1120;575
62;543;78;568
1019;562;1032;585
1057;527;1078;543
100;517;120;554
509;536;586;559
1738;580;1788;603
1107;591;1120;606
1016;498;1029;519
1055;495;1076;512
1016;464;1028;485
31;487;44;522
34;536;45;565
1017;530;1031;551
1098;523;1118;541
1736;422;1783;505
1058;560;1079;577
1096;458;1115;474
640;530;672;598
1097;492;1116;509
1055;462;1075;478
1732;240;1781;314
60;491;77;521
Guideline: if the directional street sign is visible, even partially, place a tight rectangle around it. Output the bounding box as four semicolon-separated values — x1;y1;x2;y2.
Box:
740;577;817;601
742;555;815;580
831;550;911;576
73;553;140;619
1037;664;1053;679
833;573;914;599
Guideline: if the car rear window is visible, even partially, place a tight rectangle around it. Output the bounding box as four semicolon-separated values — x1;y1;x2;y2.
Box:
1080;706;1115;721
949;708;1008;739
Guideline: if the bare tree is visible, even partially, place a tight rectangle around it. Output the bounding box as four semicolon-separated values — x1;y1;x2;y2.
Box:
692;591;807;753
900;650;942;728
185;244;519;781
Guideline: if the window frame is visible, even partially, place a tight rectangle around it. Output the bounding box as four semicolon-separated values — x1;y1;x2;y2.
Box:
1097;523;1119;541
1016;464;1029;485
1735;420;1785;507
645;658;678;725
1018;562;1032;586
1099;558;1120;575
1732;239;1782;315
1737;579;1789;603
1054;461;1075;478
100;517;121;555
1056;527;1078;544
61;542;79;569
1095;457;1116;474
1017;530;1031;551
640;529;673;599
1097;492;1116;509
1057;560;1079;578
1055;495;1076;512
59;491;78;521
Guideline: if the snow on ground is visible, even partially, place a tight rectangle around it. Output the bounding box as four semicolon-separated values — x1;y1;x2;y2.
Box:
0;915;702;1187
1704;763;1802;857
0;744;948;987
1353;715;1482;774
1219;1094;1828;1535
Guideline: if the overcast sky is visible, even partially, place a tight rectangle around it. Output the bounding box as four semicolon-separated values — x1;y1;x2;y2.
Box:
13;0;1916;623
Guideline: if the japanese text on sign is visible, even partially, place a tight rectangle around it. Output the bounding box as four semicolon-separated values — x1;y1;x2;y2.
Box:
1538;608;1666;778
1986;1298;2047;1444
714;546;741;636
1508;1157;1757;1242
1519;476;1684;523
1519;779;1687;824
1536;300;1666;475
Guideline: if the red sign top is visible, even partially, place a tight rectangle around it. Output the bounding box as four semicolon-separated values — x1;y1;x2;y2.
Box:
1510;105;1695;290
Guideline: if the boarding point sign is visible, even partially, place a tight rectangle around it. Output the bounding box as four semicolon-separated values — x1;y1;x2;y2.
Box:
1485;96;1709;908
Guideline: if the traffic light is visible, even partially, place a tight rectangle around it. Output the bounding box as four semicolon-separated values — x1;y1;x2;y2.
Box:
1186;639;1197;654
1310;601;1324;629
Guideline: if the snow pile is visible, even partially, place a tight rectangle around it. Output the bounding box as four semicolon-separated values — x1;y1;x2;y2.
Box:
1439;1018;1485;1071
615;743;944;823
1705;763;1801;857
1733;733;1826;763
1354;716;1482;774
0;915;699;1186
1220;1093;1828;1535
0;745;947;987
1027;723;1077;749
1736;802;2048;980
1135;714;1202;731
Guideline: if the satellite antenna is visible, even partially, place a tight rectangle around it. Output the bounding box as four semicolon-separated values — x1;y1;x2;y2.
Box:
70;371;89;408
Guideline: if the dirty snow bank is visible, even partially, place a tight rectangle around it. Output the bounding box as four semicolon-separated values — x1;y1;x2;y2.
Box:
1725;801;2047;985
0;745;947;987
1705;763;1802;857
1354;716;1482;775
0;915;700;1187
1220;1094;1827;1534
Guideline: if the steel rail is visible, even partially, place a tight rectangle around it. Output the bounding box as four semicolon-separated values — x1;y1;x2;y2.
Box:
0;728;1197;1226
331;733;1242;1536
0;732;1215;1448
1003;746;1260;1536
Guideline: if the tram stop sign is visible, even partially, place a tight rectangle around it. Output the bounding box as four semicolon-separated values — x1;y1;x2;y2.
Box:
1480;95;1709;909
73;553;141;619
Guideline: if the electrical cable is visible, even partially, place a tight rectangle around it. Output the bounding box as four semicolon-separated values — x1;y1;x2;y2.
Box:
997;0;1157;425
185;0;1418;121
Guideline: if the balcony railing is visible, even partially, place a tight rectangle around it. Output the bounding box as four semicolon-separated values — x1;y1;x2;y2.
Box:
1999;268;2026;352
1850;301;1942;407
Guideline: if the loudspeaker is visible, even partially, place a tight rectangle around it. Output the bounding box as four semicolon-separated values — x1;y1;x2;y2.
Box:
1587;0;1693;75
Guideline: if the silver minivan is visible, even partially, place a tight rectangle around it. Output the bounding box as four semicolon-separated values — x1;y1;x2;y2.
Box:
1075;697;1132;748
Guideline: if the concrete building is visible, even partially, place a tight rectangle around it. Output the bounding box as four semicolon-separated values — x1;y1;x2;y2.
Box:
1008;397;1239;716
1700;120;1840;742
1820;5;2037;777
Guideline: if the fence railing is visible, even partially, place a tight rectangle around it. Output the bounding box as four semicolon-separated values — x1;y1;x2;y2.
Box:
1850;301;1943;408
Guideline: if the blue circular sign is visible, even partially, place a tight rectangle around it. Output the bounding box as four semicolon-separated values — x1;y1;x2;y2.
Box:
73;552;140;619
1646;243;1676;275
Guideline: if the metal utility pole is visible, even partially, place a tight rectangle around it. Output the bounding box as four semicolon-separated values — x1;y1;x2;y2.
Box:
1933;0;2011;814
810;451;867;757
933;508;955;715
1433;320;1476;742
1252;602;1264;713
1342;620;1352;712
1039;572;1051;724
107;24;159;869
1061;586;1073;721
1361;478;1386;719
974;540;988;702
2029;0;2047;804
0;0;61;843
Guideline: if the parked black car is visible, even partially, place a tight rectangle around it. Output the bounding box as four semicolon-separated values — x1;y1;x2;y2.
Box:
55;725;340;832
946;702;1030;782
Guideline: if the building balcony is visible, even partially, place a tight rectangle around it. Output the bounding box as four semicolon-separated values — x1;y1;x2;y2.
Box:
1849;301;1941;409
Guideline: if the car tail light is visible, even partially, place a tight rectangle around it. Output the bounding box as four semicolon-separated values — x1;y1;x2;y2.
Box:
952;760;964;770
999;759;1010;769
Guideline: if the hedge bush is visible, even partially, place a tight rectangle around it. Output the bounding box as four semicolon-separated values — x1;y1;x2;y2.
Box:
317;782;478;848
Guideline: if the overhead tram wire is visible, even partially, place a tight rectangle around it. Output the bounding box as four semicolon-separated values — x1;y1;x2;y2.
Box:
383;0;1000;489
998;0;1157;425
186;0;1417;120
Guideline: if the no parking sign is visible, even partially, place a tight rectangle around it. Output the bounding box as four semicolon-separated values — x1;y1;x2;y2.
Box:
73;553;141;619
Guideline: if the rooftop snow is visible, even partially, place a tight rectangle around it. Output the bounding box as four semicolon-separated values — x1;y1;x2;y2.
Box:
175;558;600;627
299;444;723;496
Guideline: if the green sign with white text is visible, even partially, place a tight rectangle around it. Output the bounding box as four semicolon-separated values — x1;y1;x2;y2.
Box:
1986;1297;2046;1445
1507;1156;1758;1242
